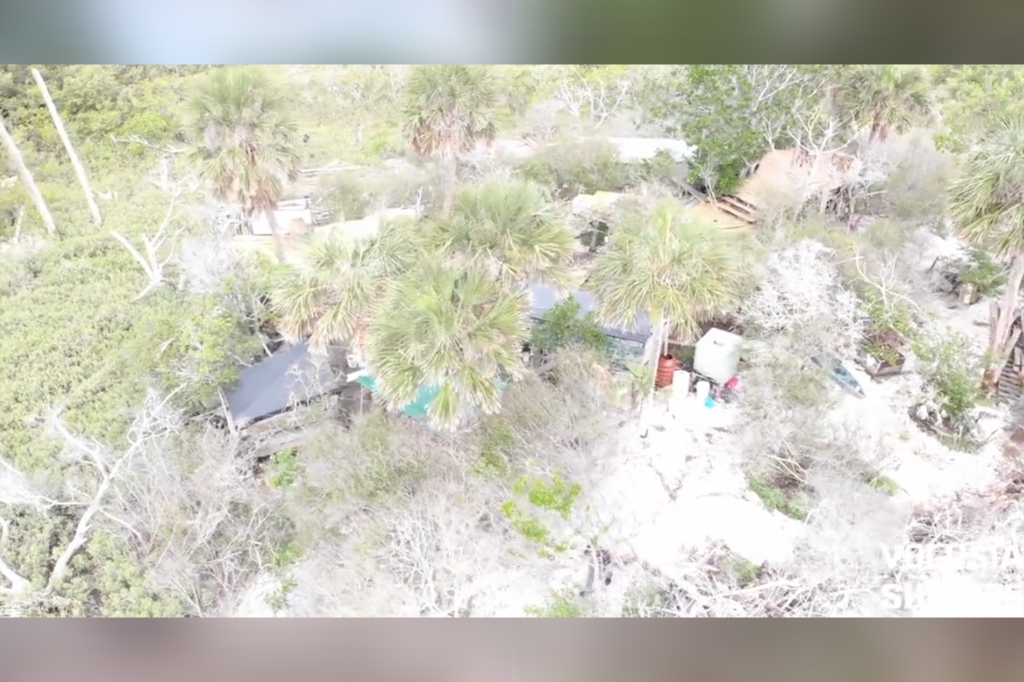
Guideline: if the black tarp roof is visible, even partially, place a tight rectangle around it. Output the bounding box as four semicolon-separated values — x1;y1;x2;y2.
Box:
224;341;336;424
527;284;652;344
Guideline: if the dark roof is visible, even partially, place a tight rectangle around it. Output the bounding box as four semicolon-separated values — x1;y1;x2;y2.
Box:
224;341;336;424
527;284;652;343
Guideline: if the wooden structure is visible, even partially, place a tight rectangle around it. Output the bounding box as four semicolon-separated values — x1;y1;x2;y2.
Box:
859;351;906;380
569;190;749;232
709;147;861;227
996;310;1024;404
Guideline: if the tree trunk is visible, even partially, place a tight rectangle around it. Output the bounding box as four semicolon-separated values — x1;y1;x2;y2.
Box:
0;114;58;238
32;68;102;226
648;313;667;396
983;252;1024;394
441;154;458;218
265;207;287;264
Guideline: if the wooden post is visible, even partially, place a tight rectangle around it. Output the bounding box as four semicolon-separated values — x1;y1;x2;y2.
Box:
32;68;102;226
0;113;58;237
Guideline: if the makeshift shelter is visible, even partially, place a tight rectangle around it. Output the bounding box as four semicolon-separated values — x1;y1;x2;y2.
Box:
352;372;509;426
527;283;660;368
223;341;337;427
353;374;440;421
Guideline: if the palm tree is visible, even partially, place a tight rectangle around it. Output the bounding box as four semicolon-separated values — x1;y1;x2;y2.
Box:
832;65;931;143
587;200;748;364
947;116;1024;393
189;69;300;263
403;65;497;217
273;218;424;360
435;180;575;290
365;261;528;431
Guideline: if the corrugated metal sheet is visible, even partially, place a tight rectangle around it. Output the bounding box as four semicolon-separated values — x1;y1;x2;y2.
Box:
224;341;336;424
527;283;651;343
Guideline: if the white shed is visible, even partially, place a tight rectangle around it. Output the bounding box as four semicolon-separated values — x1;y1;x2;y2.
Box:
250;198;313;236
606;137;697;164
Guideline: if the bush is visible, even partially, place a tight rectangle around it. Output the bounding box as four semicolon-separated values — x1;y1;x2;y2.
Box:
912;333;983;422
959;248;1007;298
530;298;609;357
520;139;629;199
524;589;586;617
319;176;371;221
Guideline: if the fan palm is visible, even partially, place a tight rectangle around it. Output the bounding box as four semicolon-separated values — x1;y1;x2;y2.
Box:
189;68;300;263
435;180;575;290
273;218;424;358
403;65;497;217
832;65;931;143
947;116;1024;393
365;261;529;431
587;201;748;354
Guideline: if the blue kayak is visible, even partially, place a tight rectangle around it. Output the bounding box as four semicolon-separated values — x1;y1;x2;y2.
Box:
811;354;865;398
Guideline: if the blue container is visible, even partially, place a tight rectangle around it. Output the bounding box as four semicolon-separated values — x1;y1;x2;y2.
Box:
704;396;715;408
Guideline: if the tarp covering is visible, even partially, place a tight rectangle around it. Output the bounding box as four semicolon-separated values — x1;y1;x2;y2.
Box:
527;284;651;344
355;374;510;422
354;374;439;420
224;341;335;424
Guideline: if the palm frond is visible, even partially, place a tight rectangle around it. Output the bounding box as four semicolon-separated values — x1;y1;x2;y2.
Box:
273;220;426;351
402;65;498;159
435;180;575;289
833;65;932;141
366;261;528;431
948;115;1024;256
588;200;748;341
188;68;299;211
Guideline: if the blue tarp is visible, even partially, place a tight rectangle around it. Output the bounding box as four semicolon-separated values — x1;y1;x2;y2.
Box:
526;284;651;344
355;374;509;422
354;374;439;420
224;341;336;423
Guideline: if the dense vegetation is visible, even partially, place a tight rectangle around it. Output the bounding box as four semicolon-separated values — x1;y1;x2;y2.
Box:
1;65;1021;617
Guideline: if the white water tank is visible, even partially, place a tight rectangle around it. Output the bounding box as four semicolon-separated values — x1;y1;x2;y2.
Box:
693;328;743;385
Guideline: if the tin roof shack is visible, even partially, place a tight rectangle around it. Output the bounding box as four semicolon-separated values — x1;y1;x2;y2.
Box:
526;283;660;370
223;341;342;431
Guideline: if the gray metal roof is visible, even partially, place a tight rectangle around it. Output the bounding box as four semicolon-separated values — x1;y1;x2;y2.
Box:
224;341;336;424
527;284;652;344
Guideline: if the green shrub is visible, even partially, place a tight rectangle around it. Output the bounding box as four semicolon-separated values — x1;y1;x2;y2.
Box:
268;447;301;488
501;472;581;554
473;417;514;478
863;472;901;496
960;248;1007;297
320;176;371;221
724;556;761;587
912;333;983;421
520;139;629;198
525;589;585;617
530;298;609;357
747;475;808;521
513;473;581;518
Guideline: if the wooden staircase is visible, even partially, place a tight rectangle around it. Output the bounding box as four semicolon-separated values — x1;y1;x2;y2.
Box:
713;194;760;225
997;361;1023;404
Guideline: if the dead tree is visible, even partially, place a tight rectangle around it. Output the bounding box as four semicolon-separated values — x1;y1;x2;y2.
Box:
0;393;178;606
984;271;1024;395
111;159;186;301
32;68;102;226
787;109;855;218
0;113;58;237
